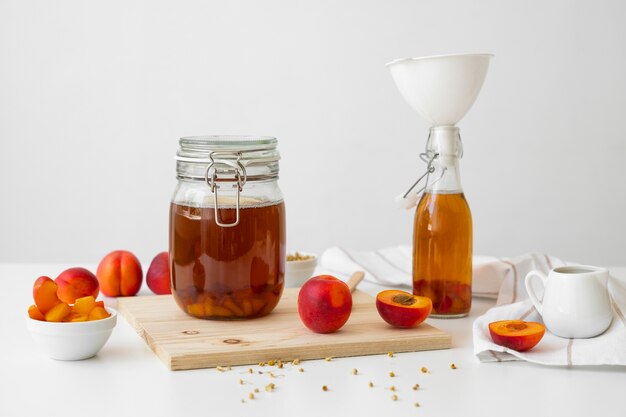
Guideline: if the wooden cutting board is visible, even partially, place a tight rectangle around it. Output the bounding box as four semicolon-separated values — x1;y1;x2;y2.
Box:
117;289;451;371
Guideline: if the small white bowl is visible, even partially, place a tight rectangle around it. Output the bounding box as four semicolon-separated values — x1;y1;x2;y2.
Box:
285;253;318;288
26;307;117;361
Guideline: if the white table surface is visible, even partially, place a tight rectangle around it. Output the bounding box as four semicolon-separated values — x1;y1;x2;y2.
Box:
1;263;624;417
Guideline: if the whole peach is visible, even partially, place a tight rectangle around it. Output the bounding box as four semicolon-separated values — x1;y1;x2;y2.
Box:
55;268;99;304
96;250;143;297
146;252;171;295
297;275;352;333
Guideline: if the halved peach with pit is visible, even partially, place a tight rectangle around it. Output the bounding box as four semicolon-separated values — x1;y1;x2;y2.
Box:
376;290;432;328
489;320;545;352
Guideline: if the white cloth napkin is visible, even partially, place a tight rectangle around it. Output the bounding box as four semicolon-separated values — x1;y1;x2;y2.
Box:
318;246;626;366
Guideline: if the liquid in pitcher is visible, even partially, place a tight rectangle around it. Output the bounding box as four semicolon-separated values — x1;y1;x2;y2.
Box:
169;201;285;320
413;192;472;317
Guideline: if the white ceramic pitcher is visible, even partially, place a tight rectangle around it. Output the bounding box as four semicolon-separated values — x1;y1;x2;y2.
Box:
524;265;613;339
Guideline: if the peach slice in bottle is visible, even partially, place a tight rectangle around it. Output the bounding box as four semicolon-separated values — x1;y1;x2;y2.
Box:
488;320;545;352
376;290;432;328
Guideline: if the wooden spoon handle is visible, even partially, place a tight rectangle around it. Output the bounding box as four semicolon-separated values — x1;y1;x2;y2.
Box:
347;271;365;293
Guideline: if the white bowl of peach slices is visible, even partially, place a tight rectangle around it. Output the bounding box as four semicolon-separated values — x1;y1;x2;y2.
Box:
26;274;117;361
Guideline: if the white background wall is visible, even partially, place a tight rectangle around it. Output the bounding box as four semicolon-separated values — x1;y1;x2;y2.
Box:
1;0;625;266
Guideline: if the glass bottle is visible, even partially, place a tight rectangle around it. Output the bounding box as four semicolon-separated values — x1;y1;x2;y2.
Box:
413;126;472;318
169;136;286;320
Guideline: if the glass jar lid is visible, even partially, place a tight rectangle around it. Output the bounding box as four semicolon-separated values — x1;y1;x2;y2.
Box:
175;135;280;182
178;135;277;155
174;136;281;228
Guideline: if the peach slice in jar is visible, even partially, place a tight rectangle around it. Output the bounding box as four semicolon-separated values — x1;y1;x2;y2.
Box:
488;320;545;352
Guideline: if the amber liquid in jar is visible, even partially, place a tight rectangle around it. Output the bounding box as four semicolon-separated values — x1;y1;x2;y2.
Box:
170;200;285;320
413;192;472;317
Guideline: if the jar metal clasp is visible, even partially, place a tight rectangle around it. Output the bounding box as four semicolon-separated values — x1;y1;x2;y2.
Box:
204;151;247;228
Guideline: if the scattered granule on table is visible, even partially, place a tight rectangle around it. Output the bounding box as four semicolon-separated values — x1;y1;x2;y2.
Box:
265;383;276;392
389;371;396;377
421;367;429;373
414;402;420;407
450;363;457;370
387;351;394;357
412;383;420;390
298;368;305;372
368;381;374;388
292;358;301;365
322;385;329;391
351;368;358;375
325;356;333;362
391;394;398;401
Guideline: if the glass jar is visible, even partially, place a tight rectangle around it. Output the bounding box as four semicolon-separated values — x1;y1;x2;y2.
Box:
169;136;286;320
413;126;472;318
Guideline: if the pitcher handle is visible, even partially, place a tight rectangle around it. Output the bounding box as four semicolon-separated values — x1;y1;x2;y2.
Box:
524;270;547;315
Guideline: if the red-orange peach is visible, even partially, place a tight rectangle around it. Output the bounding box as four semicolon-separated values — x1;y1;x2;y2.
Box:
376;290;432;328
146;252;171;295
33;276;61;314
97;250;143;297
297;275;352;334
489;320;545;352
55;267;99;304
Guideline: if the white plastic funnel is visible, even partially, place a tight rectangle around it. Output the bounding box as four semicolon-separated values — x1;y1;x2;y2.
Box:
387;53;493;126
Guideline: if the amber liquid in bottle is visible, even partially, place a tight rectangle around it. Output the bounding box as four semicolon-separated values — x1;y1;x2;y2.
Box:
413;191;472;317
169;201;285;320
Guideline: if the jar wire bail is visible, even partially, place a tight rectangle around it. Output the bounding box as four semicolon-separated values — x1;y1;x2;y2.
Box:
204;151;247;228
